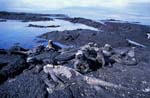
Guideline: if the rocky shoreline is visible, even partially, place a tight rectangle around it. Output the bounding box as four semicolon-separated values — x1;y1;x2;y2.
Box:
0;11;68;22
0;12;150;98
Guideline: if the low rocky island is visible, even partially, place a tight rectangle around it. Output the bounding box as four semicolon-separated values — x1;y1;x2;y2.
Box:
28;24;60;28
0;11;150;98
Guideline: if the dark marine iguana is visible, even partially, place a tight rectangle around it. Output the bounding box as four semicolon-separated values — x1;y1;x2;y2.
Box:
43;64;126;94
74;43;137;73
43;64;147;95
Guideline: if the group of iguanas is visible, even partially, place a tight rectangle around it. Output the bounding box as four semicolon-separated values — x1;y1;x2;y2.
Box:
43;40;138;94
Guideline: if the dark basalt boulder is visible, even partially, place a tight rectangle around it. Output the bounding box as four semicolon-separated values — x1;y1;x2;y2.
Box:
0;54;28;84
0;49;7;54
0;19;7;22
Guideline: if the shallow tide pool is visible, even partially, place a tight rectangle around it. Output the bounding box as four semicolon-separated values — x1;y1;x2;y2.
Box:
0;19;98;49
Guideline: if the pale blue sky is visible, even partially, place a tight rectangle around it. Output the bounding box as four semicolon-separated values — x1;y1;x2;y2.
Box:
0;0;150;11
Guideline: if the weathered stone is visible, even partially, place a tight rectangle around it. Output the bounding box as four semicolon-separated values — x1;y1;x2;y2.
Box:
0;54;28;84
29;45;45;55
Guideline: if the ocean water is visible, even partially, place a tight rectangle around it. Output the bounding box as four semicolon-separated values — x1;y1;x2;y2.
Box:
0;19;98;49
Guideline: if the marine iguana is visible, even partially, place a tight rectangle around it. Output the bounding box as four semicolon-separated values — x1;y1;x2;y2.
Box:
43;64;127;94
